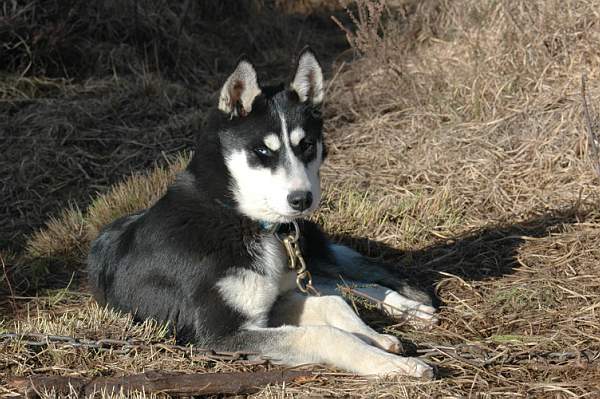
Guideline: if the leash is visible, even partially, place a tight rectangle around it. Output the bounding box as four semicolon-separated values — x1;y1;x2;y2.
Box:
274;220;320;296
0;332;267;365
214;199;319;295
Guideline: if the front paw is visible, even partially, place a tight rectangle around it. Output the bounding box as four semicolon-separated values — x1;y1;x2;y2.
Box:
378;334;403;354
363;355;434;379
350;284;438;326
381;291;438;326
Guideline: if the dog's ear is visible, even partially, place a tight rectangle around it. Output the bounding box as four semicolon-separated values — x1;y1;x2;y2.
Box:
219;58;261;117
291;47;324;106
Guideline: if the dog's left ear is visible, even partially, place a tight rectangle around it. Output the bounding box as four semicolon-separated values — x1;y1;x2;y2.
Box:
219;58;261;117
291;48;324;106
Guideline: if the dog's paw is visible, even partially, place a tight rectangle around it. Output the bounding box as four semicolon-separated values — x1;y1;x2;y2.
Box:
362;355;434;379
351;285;438;327
381;293;438;327
377;334;403;354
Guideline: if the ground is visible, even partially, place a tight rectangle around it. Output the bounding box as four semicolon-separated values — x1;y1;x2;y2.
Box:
1;0;600;397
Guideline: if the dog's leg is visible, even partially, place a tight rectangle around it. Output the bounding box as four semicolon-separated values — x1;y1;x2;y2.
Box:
269;292;401;353
314;277;437;324
221;325;433;378
311;243;437;324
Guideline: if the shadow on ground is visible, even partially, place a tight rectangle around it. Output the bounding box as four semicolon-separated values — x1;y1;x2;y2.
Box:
330;208;583;293
0;1;350;252
4;207;582;303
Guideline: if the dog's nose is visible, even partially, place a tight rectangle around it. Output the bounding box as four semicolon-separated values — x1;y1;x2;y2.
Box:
287;191;313;212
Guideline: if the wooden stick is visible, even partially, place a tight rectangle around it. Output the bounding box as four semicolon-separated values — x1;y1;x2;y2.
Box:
8;370;316;398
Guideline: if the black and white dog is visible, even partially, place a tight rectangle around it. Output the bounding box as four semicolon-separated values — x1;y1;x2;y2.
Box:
88;49;436;378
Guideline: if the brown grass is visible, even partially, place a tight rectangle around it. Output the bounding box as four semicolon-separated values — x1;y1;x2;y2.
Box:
3;0;600;397
0;0;348;251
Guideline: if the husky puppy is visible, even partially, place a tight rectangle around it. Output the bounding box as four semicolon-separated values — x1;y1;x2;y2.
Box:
87;48;436;378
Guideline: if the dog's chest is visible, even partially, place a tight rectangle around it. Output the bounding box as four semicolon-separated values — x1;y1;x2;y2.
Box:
216;235;296;327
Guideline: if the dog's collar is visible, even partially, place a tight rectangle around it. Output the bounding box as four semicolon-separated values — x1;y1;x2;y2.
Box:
258;220;279;233
259;221;298;236
213;199;298;236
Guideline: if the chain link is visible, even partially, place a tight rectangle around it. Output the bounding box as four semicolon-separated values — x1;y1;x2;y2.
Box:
0;332;268;365
276;221;320;295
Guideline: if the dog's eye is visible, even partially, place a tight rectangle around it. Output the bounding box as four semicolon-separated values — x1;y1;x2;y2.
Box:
299;139;315;154
254;146;273;158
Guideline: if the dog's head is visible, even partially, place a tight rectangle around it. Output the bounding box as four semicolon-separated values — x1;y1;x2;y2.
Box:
213;49;326;224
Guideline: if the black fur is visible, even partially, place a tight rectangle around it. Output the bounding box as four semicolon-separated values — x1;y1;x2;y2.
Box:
87;56;435;369
207;86;323;173
87;83;330;347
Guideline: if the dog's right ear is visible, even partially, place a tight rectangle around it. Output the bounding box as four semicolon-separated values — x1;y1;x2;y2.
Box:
218;58;261;117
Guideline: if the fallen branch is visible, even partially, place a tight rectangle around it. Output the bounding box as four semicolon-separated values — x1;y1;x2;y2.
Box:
8;370;316;398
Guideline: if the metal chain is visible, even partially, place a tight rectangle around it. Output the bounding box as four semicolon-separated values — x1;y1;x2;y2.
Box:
0;332;268;365
417;342;600;367
7;332;594;371
276;221;320;295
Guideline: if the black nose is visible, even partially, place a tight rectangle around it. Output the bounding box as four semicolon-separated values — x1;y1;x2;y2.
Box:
287;191;313;212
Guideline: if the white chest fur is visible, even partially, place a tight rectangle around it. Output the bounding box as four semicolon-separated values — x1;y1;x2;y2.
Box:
215;235;296;328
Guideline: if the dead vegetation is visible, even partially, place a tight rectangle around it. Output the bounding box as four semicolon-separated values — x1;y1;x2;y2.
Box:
0;0;348;251
2;0;600;397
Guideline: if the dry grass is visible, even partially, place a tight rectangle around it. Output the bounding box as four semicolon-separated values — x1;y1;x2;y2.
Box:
3;0;600;397
0;0;348;251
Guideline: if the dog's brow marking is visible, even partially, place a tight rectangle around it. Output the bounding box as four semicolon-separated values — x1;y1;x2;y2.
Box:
278;112;292;152
264;134;281;151
278;110;312;192
278;111;295;169
290;127;306;147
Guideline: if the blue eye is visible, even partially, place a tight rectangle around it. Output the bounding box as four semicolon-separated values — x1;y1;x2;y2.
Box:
254;146;272;157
